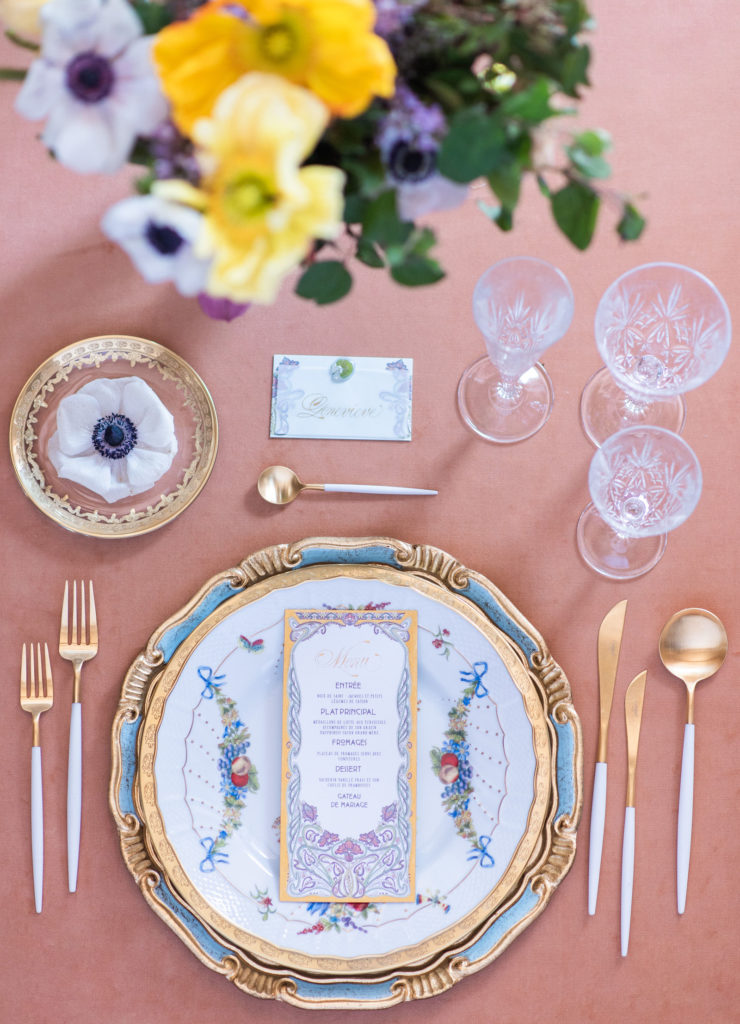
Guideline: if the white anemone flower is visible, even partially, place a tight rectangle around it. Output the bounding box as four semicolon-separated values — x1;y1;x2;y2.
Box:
102;195;210;297
48;377;178;503
15;0;168;174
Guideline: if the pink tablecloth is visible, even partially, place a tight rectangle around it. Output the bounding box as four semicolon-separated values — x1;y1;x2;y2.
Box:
2;3;739;1021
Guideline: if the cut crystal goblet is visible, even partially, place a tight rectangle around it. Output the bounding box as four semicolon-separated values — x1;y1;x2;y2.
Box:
576;426;702;580
458;256;574;443
580;262;731;446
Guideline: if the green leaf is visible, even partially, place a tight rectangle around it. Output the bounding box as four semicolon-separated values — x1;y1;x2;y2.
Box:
361;190;413;247
617;202;646;241
500;78;556;124
130;1;173;33
355;237;385;268
0;68;26;81
390;255;445;287
295;261;353;305
437;108;506;183
487;159;522;211
551;182;600;250
567;129;612;179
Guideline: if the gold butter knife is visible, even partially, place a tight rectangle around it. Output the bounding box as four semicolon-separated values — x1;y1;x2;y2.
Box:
588;599;627;915
621;670;648;956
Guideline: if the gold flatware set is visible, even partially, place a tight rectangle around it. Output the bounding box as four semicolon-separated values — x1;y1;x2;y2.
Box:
19;581;98;912
588;601;728;954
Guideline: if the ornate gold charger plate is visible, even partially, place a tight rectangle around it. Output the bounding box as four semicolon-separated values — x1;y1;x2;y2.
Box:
111;538;582;1008
9;334;218;538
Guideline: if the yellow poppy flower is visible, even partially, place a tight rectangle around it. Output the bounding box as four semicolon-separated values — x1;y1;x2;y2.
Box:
155;73;345;305
153;0;396;134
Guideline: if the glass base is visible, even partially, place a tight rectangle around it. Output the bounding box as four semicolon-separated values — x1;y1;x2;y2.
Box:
576;502;667;580
457;355;554;444
580;366;686;447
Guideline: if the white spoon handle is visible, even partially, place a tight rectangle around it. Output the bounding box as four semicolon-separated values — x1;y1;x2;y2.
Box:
323;484;437;495
31;746;43;913
677;722;695;914
621;805;636;956
588;761;607;915
67;701;82;892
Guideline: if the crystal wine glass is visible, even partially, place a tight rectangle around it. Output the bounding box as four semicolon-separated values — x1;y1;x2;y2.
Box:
576;426;702;580
580;262;731;446
457;256;574;443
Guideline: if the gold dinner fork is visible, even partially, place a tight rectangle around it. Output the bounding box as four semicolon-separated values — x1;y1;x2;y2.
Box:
20;642;54;914
59;580;98;893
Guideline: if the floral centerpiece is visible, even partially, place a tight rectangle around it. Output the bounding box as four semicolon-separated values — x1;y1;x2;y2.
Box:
1;0;644;319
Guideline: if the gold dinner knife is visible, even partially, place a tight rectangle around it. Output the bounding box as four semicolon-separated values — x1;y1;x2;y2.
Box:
621;670;648;956
588;599;627;915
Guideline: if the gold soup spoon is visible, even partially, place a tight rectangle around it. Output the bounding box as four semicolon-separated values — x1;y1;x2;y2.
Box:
658;608;728;914
257;465;437;505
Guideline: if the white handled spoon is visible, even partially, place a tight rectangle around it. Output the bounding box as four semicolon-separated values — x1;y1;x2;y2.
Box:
257;465;437;505
658;608;728;914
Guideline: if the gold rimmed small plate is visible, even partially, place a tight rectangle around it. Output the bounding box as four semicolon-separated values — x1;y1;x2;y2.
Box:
9;334;218;539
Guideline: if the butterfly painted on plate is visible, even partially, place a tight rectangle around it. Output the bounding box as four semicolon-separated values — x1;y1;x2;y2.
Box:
239;635;264;653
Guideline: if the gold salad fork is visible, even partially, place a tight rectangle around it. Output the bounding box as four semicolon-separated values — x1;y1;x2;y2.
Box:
59;580;98;893
20;643;54;914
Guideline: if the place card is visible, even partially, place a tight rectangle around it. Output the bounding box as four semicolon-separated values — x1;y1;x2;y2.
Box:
280;608;417;903
270;354;413;440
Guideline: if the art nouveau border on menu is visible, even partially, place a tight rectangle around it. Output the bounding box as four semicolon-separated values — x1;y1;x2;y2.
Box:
110;537;583;1007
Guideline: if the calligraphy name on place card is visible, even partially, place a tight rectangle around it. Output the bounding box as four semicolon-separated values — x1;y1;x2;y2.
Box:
270;355;413;441
280;608;418;903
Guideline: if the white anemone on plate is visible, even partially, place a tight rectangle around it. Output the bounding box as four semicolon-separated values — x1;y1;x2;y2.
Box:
47;376;178;503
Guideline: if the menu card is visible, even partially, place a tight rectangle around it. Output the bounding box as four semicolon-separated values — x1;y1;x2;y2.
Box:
280;608;417;903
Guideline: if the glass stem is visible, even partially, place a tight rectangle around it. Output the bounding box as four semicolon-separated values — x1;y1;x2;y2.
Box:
492;372;524;405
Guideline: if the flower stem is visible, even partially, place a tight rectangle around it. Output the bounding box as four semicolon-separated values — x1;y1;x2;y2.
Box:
0;68;27;81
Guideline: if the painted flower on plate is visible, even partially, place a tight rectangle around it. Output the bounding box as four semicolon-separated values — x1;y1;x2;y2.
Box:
48;376;178;503
153;0;396;134
101;194;210;297
155;73;345;304
15;0;168;174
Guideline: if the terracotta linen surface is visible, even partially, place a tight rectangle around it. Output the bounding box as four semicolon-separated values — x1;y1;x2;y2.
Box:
2;3;739;1022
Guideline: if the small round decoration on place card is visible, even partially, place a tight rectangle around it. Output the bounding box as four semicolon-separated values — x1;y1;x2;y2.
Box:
329;357;355;382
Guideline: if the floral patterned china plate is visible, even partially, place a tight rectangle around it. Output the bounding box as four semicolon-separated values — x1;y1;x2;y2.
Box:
9;334;218;538
111;538;582;1008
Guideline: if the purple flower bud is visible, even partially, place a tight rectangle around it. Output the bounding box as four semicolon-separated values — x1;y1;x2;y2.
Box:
198;293;250;321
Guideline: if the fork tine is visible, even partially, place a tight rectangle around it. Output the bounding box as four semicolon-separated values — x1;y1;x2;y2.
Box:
81;579;87;644
44;643;53;699
61;580;69;647
88;581;98;647
36;643;43;696
20;642;27;700
30;641;37;698
72;580;78;645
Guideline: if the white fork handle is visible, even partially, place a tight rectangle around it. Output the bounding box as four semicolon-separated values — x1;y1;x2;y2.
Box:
621;805;636;956
67;701;82;893
677;723;695;914
31;746;43;913
588;761;607;915
323;484;437;495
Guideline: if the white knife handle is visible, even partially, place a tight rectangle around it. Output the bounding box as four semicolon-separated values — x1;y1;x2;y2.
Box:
67;701;82;893
323;484;437;495
621;805;635;956
31;746;43;914
677;722;695;915
588;761;607;915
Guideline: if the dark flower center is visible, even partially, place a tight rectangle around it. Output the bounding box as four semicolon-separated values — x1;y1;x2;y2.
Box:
66;52;115;104
92;414;138;460
146;220;185;256
388;141;436;184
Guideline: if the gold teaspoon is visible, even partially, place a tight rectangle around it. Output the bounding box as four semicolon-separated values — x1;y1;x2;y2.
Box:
658;608;728;914
257;465;437;505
